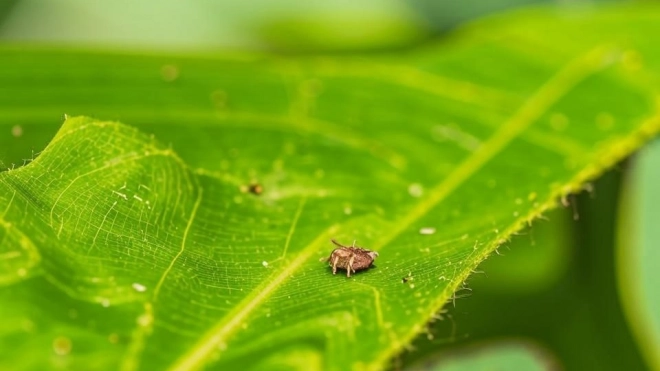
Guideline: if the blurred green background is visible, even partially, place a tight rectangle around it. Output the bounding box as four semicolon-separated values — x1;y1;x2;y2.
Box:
1;1;658;370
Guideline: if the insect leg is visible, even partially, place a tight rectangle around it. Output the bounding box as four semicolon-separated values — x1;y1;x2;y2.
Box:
347;254;355;277
332;256;339;275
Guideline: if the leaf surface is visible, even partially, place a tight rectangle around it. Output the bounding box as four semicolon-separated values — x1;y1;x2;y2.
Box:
1;5;660;371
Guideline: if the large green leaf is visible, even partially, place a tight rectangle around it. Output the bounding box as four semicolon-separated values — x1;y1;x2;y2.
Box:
2;4;660;370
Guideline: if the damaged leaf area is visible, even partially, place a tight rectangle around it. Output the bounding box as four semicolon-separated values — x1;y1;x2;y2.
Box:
1;5;660;371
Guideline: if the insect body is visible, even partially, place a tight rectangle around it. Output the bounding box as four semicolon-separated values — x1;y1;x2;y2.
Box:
320;239;378;277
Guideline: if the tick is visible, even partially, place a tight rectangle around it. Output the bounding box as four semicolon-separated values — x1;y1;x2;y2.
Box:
320;239;379;277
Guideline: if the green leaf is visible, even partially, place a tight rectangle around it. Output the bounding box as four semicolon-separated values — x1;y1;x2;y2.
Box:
406;341;554;371
619;140;660;371
2;4;660;370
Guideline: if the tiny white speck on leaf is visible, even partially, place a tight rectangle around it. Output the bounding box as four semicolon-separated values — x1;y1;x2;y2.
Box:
262;261;268;267
419;227;436;235
408;183;423;197
132;283;147;292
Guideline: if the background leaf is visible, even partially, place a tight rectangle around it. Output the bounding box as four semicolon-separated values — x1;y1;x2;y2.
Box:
406;341;555;371
1;4;660;370
618;139;660;371
0;0;429;52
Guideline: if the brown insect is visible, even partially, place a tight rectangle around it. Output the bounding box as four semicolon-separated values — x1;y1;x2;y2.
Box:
248;183;263;195
240;182;264;195
320;239;379;277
